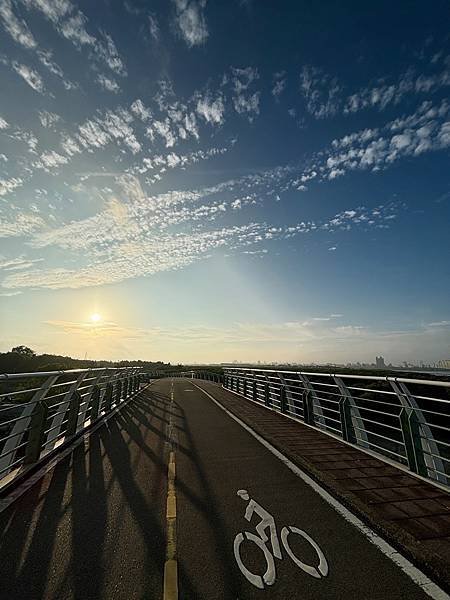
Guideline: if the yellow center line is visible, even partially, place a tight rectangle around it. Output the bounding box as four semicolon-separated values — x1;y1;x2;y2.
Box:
163;381;178;600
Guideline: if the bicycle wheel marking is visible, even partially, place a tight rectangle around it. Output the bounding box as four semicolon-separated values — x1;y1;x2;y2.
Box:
234;531;276;589
233;489;329;590
281;526;329;579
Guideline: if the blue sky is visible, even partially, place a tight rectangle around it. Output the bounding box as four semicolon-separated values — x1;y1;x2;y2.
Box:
0;0;449;364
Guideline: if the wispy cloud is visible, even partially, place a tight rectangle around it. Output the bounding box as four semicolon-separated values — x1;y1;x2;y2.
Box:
0;166;397;291
298;59;450;120
231;66;260;121
38;110;60;128
19;0;126;76
0;212;44;237
12;61;45;92
0;176;23;196
0;0;75;87
300;65;341;118
172;0;208;47
196;92;225;124
0;0;37;49
272;71;286;100
344;67;450;114
96;73;120;93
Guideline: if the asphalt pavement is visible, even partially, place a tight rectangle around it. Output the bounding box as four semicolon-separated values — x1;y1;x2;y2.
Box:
0;378;445;599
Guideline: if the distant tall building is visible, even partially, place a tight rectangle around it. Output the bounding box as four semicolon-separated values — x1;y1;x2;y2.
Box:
375;356;386;369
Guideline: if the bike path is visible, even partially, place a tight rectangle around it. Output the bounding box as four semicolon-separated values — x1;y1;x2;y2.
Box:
172;378;437;599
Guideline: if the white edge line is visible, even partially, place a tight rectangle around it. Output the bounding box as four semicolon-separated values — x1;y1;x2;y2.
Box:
0;383;153;514
190;380;449;600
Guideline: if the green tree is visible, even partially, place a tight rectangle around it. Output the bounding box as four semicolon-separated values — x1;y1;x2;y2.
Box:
11;346;36;357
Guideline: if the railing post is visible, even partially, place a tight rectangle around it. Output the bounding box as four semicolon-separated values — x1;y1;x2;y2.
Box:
66;391;81;436
116;379;123;404
243;378;247;398
334;376;369;449
253;378;257;402
339;396;354;442
302;390;314;425
24;400;48;464
104;383;113;413
280;385;287;413
390;380;445;483
399;407;427;477
89;385;101;421
264;379;270;407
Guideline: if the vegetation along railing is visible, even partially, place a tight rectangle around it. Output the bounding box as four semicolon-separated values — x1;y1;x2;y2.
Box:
172;367;450;488
0;367;142;486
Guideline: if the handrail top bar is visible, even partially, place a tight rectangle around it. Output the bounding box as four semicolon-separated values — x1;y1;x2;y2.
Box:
0;367;141;380
223;367;450;388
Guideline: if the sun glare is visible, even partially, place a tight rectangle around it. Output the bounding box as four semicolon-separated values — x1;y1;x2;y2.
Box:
90;313;102;323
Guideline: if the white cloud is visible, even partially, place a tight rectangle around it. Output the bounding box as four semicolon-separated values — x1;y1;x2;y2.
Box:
298;62;450;120
0;0;37;49
96;74;120;93
0;213;45;237
0;177;23;196
12;61;45;92
20;0;126;76
272;71;286;100
153;119;177;147
231;66;260;121
148;14;159;41
344;68;450;115
20;0;72;23
60;135;81;157
0;159;396;291
77;119;111;150
196;93;225;124
172;0;208;47
0;116;9;129
95;32;126;76
0;256;43;271
38;110;60;128
311;100;450;180
299;65;341;118
131;99;152;121
35;150;68;170
70;108;141;155
0;1;75;86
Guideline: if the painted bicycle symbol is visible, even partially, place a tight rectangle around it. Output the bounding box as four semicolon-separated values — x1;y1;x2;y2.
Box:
233;489;329;589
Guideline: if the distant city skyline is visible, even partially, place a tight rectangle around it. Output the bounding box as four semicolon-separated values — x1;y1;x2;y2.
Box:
0;1;449;363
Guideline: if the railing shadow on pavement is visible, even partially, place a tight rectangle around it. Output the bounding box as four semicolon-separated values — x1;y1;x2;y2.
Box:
0;384;199;599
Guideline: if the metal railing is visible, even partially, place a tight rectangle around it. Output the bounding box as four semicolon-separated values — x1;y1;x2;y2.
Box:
0;367;142;486
174;368;450;488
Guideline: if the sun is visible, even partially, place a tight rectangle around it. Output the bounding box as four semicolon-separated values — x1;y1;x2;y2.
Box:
90;313;102;323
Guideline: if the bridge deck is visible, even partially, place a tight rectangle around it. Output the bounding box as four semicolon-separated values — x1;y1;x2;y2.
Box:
0;378;448;599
